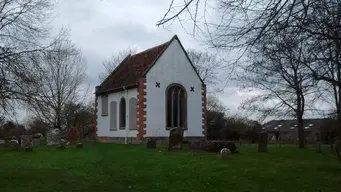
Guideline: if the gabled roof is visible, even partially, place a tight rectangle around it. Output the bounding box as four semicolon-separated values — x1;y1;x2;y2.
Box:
262;118;327;132
96;35;205;95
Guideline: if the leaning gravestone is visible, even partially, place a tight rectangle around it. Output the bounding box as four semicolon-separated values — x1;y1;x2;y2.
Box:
46;128;61;145
258;131;268;152
168;128;185;150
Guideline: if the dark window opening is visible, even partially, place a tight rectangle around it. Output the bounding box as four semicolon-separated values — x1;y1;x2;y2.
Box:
166;85;186;129
119;98;126;128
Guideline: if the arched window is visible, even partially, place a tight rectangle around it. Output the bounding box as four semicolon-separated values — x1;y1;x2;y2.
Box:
166;84;187;129
119;97;126;129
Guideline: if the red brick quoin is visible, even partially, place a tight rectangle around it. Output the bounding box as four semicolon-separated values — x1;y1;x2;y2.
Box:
137;78;147;140
202;85;207;139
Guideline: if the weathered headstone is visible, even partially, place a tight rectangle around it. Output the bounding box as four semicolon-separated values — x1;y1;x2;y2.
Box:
220;148;231;160
46;128;61;145
32;135;41;147
146;138;156;149
20;135;33;149
168;128;185;149
0;139;4;145
258;131;268;152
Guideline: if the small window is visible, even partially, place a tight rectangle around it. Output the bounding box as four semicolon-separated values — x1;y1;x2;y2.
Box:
129;98;137;130
110;101;117;131
101;95;108;116
119;97;126;129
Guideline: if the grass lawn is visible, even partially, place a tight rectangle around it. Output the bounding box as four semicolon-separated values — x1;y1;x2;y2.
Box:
0;142;340;192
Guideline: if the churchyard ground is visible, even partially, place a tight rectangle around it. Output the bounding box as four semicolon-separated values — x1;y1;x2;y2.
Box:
0;143;340;192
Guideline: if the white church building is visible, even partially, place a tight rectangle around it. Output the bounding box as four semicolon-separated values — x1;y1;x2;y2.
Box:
95;35;207;144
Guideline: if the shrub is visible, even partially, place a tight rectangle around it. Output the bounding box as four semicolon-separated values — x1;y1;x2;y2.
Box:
189;140;238;154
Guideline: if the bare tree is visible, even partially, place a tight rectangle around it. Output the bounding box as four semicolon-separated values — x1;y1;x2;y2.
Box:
0;0;56;115
239;28;318;148
158;1;341;159
187;49;222;87
98;47;137;81
207;94;228;113
27;34;88;130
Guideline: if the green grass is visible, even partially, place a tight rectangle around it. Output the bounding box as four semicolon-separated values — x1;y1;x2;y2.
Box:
0;143;340;192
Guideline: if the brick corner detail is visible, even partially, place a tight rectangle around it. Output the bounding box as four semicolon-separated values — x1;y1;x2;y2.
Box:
201;86;207;139
137;78;147;139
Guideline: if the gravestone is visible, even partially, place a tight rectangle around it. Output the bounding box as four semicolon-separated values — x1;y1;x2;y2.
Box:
146;138;156;149
20;135;33;149
46;128;61;145
258;131;268;152
315;132;321;153
67;126;80;145
220;148;232;160
168;128;185;150
32;134;41;147
0;139;4;145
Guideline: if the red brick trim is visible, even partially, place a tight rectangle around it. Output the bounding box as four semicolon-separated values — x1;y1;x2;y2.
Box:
137;78;147;139
201;86;207;139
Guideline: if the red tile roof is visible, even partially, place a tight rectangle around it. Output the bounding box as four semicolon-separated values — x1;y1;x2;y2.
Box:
97;40;170;94
96;35;205;95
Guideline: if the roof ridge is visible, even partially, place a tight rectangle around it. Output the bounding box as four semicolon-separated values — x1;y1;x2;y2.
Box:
131;41;170;57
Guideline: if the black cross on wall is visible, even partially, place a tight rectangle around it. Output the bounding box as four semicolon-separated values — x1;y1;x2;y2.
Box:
190;86;194;92
155;82;160;88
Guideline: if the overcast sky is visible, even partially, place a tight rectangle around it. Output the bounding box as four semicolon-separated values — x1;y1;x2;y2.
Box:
49;0;247;115
16;0;333;123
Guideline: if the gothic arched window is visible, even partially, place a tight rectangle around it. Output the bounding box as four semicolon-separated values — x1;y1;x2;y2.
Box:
166;84;187;129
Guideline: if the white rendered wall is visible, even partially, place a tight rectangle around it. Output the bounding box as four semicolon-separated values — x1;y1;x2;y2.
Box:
96;88;138;137
145;39;203;137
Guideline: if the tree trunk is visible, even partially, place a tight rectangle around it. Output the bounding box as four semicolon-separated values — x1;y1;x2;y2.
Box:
335;114;341;161
297;118;305;148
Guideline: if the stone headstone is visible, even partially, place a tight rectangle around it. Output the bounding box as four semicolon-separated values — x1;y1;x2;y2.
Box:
67;126;80;145
20;135;33;149
32;136;40;147
220;148;231;160
258;131;268;152
168;128;185;149
315;132;321;153
146;138;156;149
46;128;61;146
0;139;4;145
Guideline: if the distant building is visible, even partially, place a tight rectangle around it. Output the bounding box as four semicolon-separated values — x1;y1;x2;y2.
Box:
262;118;327;144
